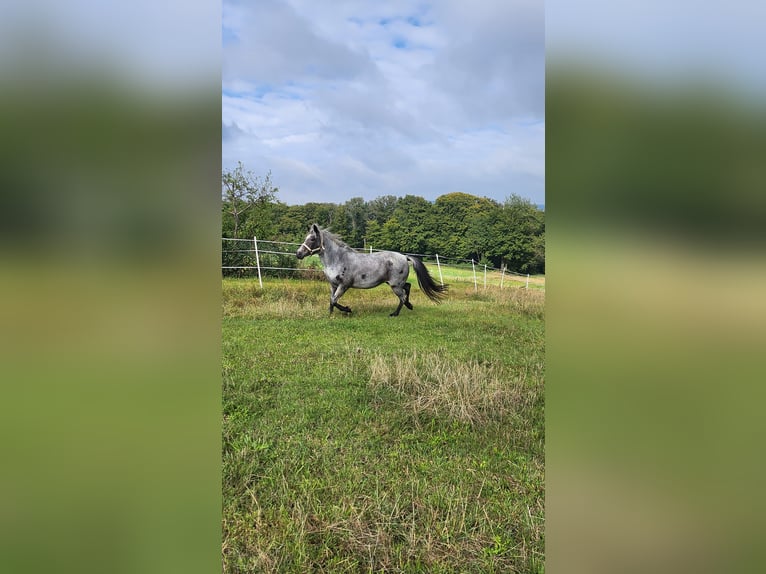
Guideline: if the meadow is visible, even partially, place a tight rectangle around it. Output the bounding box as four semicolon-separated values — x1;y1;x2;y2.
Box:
429;264;545;290
222;275;545;572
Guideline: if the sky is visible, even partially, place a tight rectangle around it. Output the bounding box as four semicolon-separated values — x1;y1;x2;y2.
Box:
546;0;766;95
222;0;544;206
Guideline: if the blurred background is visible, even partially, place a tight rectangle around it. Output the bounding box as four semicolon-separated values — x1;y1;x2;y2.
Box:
0;1;221;573
546;1;766;572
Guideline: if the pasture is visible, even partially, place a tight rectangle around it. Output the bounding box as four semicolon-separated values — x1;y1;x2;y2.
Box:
222;275;545;572
431;264;545;290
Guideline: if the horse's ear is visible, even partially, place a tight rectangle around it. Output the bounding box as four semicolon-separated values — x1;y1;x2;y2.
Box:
312;223;321;236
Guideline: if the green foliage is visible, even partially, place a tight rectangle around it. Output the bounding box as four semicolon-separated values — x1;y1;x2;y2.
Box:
366;195;434;254
490;195;546;274
433;193;500;262
222;165;545;275
343;197;367;247
366;195;400;222
221;162;278;239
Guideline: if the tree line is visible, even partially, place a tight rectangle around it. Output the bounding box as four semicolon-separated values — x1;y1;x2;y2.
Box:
222;162;544;275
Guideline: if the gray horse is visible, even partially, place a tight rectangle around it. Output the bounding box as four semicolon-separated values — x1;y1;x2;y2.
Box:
296;224;447;316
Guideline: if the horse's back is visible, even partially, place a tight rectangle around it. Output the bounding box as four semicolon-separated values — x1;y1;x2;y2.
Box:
345;249;408;289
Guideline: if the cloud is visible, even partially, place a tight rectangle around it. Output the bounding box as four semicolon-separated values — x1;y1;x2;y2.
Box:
222;120;247;142
426;0;545;123
223;0;373;86
222;0;545;205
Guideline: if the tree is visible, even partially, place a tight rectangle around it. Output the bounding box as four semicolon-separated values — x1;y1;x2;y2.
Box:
299;202;335;231
467;201;503;265
273;203;306;242
366;195;399;223
344;197;367;247
388;195;436;254
222;162;278;237
364;219;384;250
490;195;545;273
433;192;497;260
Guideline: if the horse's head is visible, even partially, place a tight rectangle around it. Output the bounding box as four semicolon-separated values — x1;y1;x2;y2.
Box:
296;223;323;259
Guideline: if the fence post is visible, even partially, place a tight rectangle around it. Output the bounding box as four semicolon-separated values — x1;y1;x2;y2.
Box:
253;236;263;289
471;259;477;291
526;273;530;289
500;265;505;289
435;253;444;286
483;264;487;290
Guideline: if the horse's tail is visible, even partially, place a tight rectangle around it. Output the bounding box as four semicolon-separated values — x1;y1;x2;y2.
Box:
408;256;448;303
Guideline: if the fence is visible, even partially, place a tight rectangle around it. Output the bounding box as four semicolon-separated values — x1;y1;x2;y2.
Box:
222;237;543;290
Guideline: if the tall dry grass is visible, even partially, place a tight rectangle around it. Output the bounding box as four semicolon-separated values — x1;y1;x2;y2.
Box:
369;352;539;427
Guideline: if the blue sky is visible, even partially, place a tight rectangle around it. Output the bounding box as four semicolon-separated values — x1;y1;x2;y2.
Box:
222;0;544;206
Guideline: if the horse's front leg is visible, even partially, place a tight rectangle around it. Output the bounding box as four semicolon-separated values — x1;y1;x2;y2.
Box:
329;283;352;314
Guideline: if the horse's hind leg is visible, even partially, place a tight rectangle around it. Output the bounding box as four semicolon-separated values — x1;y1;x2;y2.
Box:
404;282;413;310
389;283;409;317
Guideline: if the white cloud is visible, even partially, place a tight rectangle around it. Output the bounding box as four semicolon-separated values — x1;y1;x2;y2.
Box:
223;0;373;86
223;0;545;205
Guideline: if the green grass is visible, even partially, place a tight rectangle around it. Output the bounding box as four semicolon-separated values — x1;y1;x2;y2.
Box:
222;277;545;572
416;263;545;290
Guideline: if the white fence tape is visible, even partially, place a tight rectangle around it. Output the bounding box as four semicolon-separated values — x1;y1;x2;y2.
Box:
222;237;541;288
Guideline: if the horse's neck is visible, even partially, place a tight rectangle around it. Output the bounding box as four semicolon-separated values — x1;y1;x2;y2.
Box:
321;235;346;262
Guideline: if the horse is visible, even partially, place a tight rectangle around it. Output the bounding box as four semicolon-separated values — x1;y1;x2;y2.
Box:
296;224;448;316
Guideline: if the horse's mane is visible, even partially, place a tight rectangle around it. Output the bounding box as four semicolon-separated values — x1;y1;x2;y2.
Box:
321;228;353;251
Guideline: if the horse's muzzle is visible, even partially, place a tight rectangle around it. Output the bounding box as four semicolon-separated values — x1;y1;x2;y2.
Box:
296;249;305;259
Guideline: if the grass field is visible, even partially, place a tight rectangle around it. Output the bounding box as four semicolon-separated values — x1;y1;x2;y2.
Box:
433;265;545;290
222;276;545;572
